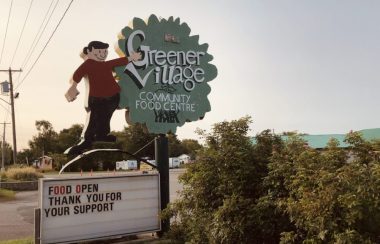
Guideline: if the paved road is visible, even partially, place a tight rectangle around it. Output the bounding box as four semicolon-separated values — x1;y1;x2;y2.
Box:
0;191;38;241
169;169;184;202
0;169;185;241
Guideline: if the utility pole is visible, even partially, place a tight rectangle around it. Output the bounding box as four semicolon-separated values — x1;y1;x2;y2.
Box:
0;68;22;164
1;122;10;172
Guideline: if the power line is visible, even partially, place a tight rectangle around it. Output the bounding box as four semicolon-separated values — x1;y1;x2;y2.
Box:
16;0;74;91
0;0;14;124
2;106;11;140
10;0;35;67
0;0;14;66
19;0;59;71
2;95;11;121
0;100;10;113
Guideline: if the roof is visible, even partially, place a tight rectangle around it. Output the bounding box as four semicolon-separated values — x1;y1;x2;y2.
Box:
38;155;52;159
290;134;348;149
178;154;190;158
287;128;380;149
254;128;380;149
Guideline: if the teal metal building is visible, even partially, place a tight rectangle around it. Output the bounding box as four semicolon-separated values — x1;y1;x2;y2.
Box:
281;128;380;149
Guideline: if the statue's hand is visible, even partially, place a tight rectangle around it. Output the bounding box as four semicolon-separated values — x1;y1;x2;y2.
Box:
128;51;142;62
65;84;80;102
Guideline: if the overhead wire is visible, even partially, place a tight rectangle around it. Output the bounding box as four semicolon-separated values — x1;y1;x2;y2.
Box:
19;0;59;71
0;0;14;132
0;101;11;114
0;0;14;67
12;0;55;85
10;0;35;67
1;99;11;137
0;0;73;148
15;0;74;91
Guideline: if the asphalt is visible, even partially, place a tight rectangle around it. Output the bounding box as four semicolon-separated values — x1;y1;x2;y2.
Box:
0;190;37;241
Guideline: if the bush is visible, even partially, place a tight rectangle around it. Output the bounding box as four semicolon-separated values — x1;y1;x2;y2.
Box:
164;118;380;243
164;117;286;243
3;167;43;181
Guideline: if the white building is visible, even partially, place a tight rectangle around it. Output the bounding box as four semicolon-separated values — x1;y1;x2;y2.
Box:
116;160;138;170
34;156;53;170
178;154;191;164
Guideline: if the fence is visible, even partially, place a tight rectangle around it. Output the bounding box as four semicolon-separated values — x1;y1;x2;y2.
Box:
0;181;38;191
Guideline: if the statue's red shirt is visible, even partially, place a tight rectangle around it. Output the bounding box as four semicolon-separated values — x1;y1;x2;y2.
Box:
73;57;129;97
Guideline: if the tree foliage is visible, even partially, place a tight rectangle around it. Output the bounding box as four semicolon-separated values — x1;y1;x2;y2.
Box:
181;139;202;160
165;117;285;243
28;120;59;158
116;124;156;159
268;133;380;243
0;141;13;166
23;120;198;171
57;124;83;153
165;117;380;244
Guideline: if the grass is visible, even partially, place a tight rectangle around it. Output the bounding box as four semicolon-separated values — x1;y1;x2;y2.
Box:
0;188;15;201
0;237;33;244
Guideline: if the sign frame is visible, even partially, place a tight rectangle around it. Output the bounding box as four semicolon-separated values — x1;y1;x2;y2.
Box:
36;174;161;244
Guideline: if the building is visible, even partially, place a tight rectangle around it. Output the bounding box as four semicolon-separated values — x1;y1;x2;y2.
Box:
34;156;53;170
178;154;191;164
140;160;156;171
281;128;380;149
115;160;138;170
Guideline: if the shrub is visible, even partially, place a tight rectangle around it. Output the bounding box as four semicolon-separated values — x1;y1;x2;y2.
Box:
4;167;43;181
164;117;287;243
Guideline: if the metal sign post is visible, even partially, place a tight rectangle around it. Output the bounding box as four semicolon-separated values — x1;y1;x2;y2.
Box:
155;134;169;236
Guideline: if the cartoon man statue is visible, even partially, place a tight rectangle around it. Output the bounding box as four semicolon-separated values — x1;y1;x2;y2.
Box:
64;41;141;155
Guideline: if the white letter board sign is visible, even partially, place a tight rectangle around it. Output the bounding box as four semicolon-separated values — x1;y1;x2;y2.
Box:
38;174;160;243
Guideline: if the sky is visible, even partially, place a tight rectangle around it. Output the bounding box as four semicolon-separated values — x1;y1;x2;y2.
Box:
0;0;379;151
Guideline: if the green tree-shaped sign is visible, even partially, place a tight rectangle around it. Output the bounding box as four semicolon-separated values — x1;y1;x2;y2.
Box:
116;15;217;134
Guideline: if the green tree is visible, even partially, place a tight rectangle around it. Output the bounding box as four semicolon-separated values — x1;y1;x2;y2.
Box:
49;153;67;171
29;120;59;158
57;124;83;153
17;148;33;166
181;139;202;160
0;141;13;166
65;141;124;172
167;133;185;157
165;117;283;243
266;133;380;243
117;124;156;159
115;124;191;159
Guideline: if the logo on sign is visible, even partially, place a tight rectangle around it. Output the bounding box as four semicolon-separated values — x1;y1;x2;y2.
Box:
116;15;217;134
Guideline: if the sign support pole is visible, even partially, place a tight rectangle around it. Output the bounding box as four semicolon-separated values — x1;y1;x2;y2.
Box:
155;134;169;236
34;208;41;244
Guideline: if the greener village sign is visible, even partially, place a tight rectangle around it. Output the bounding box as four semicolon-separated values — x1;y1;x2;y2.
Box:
38;15;217;243
116;14;217;133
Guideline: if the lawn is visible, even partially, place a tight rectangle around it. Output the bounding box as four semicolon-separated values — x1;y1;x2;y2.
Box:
0;238;33;244
0;188;15;201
